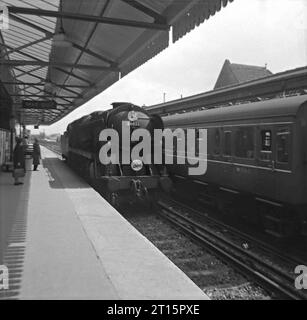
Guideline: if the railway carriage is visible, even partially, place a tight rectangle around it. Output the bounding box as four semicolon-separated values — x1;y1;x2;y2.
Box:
163;95;307;238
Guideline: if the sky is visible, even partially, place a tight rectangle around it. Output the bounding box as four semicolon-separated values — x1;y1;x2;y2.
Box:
33;0;307;135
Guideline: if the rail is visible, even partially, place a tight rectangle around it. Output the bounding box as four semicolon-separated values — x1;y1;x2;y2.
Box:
157;199;307;300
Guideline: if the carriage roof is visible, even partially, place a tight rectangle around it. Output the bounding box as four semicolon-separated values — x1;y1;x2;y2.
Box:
163;95;307;126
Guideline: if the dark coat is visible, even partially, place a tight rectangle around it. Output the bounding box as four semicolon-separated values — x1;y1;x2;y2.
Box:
33;142;41;165
13;143;25;169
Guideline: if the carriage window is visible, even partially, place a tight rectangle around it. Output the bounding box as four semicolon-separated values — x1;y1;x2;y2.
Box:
261;130;272;151
223;131;232;156
259;130;272;161
213;129;221;155
276;129;290;163
235;127;255;159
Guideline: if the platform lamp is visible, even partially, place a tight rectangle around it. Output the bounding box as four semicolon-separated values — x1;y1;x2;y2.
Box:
52;0;72;48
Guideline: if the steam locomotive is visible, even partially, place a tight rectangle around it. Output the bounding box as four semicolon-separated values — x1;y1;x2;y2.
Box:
163;95;307;238
61;102;171;206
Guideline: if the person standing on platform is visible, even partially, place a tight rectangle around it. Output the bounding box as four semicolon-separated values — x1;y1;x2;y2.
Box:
13;137;25;185
33;138;41;171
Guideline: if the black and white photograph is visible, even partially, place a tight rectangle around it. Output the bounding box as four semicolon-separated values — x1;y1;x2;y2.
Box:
0;0;307;306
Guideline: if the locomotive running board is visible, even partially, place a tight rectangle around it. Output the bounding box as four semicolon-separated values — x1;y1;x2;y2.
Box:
219;187;240;194
193;180;208;186
173;175;186;180
255;197;283;207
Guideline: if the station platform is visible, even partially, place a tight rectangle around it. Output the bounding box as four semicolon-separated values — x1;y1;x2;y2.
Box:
0;147;208;300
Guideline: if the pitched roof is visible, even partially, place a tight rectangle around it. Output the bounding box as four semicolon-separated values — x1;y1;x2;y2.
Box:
214;59;273;90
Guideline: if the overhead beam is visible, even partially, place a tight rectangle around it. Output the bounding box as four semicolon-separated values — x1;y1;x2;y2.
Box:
11;94;75;98
0;42;93;87
9;14;116;67
29;85;78;103
12;71;79;103
6;14;116;97
6;35;53;55
72;42;116;66
1;60;119;71
120;0;166;23
12;67;82;102
8;7;170;30
59;0;112;98
53;67;93;86
1;81;90;89
9;13;53;36
13;66;48;82
15;65;46;78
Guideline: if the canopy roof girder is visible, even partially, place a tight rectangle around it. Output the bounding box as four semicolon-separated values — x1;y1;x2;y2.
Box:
0;0;233;126
9;6;170;31
2;60;120;71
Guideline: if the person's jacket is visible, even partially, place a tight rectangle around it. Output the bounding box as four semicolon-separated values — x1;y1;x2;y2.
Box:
33;143;41;165
13;144;25;169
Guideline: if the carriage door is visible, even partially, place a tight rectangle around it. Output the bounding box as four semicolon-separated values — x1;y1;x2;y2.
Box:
258;127;274;168
275;126;292;171
256;126;276;197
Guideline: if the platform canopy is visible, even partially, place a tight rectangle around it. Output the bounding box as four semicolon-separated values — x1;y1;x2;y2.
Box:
0;0;233;126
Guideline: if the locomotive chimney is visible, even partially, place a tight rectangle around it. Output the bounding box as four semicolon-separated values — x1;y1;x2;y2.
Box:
111;102;130;109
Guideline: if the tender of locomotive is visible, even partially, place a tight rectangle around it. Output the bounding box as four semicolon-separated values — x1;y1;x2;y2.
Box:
61;102;171;206
163;95;307;238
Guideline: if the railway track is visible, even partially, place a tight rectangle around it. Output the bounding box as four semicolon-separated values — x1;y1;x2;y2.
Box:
171;198;305;267
157;199;307;300
40;142;61;155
